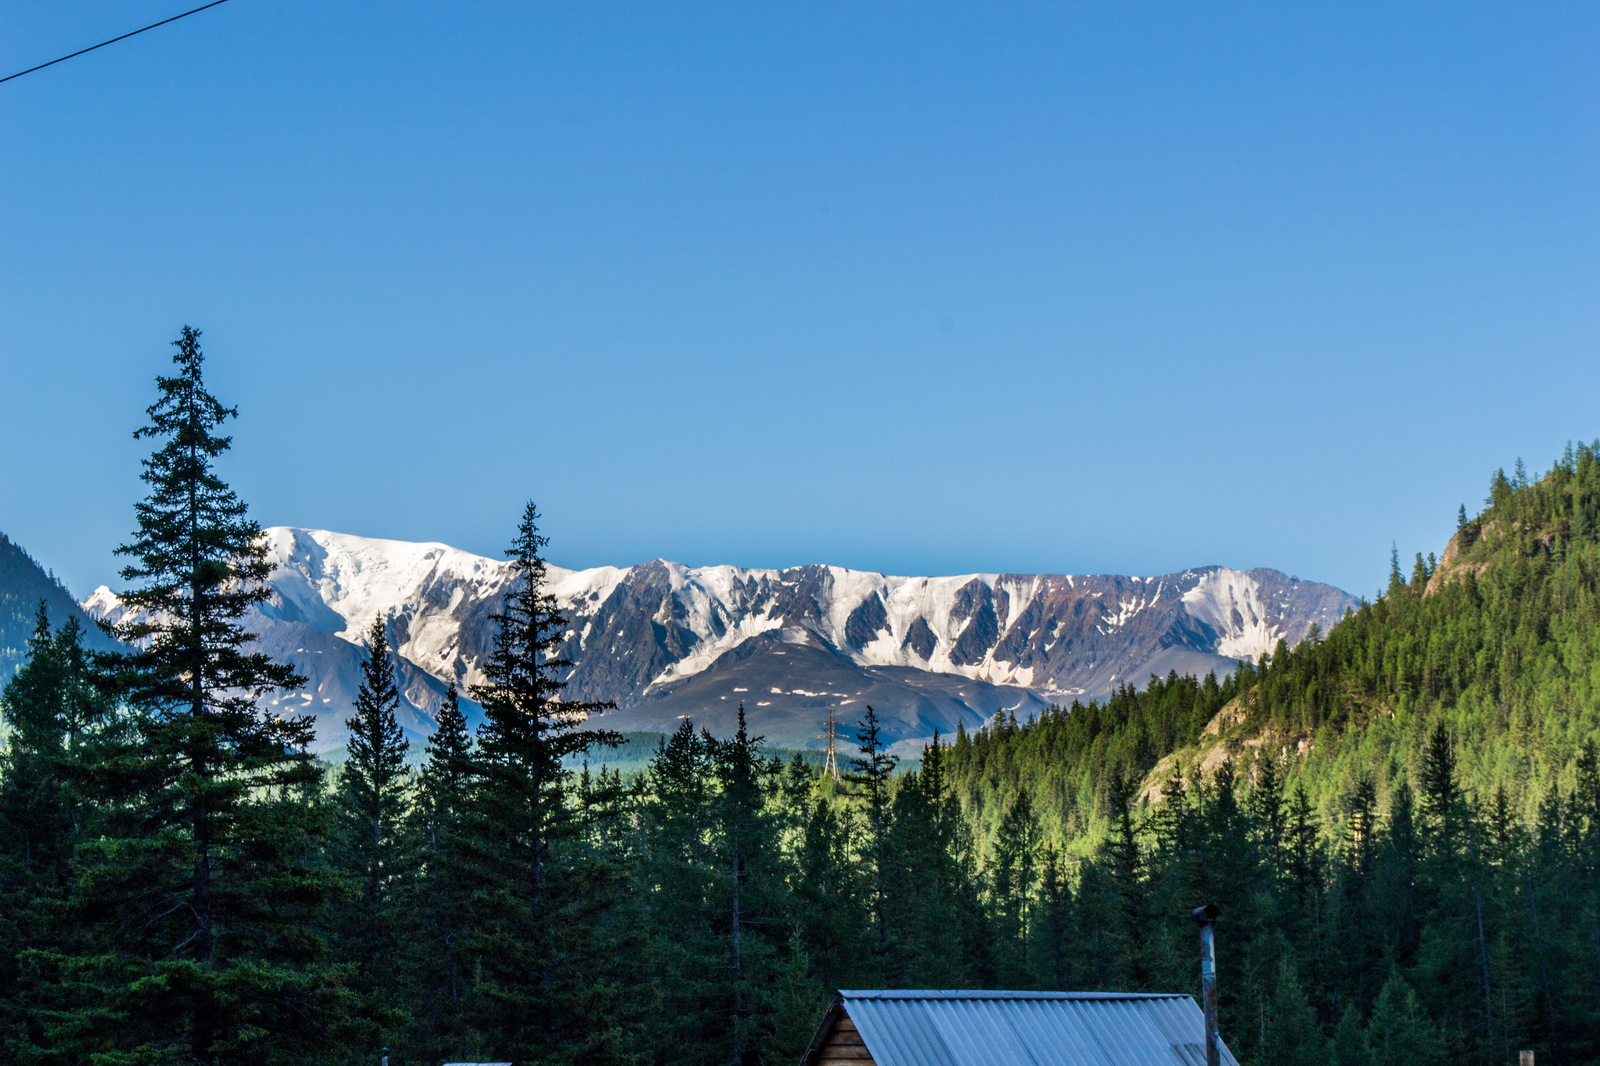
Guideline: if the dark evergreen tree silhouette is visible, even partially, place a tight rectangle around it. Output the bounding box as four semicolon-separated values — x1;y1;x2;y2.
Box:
35;326;351;1065
458;502;625;1063
332;615;413;1042
636;718;720;1062
989;788;1042;981
712;706;815;1064
847;705;898;969
410;682;476;1059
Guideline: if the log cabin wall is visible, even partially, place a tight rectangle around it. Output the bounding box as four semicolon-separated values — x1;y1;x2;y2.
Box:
814;1010;875;1066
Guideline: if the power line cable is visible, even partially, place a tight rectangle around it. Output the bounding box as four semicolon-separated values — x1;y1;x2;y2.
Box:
1;0;237;86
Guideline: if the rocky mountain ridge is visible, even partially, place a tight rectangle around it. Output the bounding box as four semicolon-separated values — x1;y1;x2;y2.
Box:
81;527;1359;753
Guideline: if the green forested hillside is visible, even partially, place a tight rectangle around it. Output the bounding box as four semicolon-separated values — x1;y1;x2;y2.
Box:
0;533;117;681
948;443;1600;839
940;442;1600;1065
1209;445;1600;815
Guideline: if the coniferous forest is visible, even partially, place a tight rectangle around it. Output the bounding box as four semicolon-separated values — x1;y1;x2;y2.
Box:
4;331;1600;1066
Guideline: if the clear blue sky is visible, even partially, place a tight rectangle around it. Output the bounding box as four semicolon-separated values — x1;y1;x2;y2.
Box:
2;1;1596;600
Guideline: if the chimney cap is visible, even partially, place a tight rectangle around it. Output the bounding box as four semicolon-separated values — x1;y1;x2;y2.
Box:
1190;903;1221;923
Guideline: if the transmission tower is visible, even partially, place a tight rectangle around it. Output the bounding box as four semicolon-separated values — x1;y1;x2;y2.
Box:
817;704;843;783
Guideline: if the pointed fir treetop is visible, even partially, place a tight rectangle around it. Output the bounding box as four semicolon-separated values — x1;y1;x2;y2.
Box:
28;598;50;654
1417;719;1467;862
471;501;618;761
343;615;409;804
421;682;473;793
1386;543;1404;598
716;703;778;812
921;729;945;800
120;325;253;599
848;705;899;786
111;325;302;716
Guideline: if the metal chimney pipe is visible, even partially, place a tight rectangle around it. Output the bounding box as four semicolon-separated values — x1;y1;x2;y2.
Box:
1191;904;1222;1066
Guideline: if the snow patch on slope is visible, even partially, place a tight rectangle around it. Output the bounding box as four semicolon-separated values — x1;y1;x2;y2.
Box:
1179;568;1283;660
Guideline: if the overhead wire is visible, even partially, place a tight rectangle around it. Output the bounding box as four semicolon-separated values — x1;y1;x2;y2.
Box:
1;0;238;86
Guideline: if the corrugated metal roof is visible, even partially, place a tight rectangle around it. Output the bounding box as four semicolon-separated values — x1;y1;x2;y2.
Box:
811;991;1239;1066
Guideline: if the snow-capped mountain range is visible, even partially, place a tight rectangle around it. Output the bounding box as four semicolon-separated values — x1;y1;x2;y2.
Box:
82;527;1359;754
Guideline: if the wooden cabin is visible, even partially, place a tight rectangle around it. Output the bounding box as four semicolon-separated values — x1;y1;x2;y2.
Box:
807;1005;870;1066
800;990;1241;1066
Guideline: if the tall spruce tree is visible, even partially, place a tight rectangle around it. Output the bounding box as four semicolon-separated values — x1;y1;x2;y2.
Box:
36;326;351;1066
712;707;813;1066
989;789;1042;982
1102;767;1149;987
332;616;413;1045
1419;721;1469;866
637;719;721;1063
847;706;898;970
411;683;476;1059
878;734;987;987
1028;844;1074;990
460;502;627;1064
1285;783;1324;949
925;735;993;986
